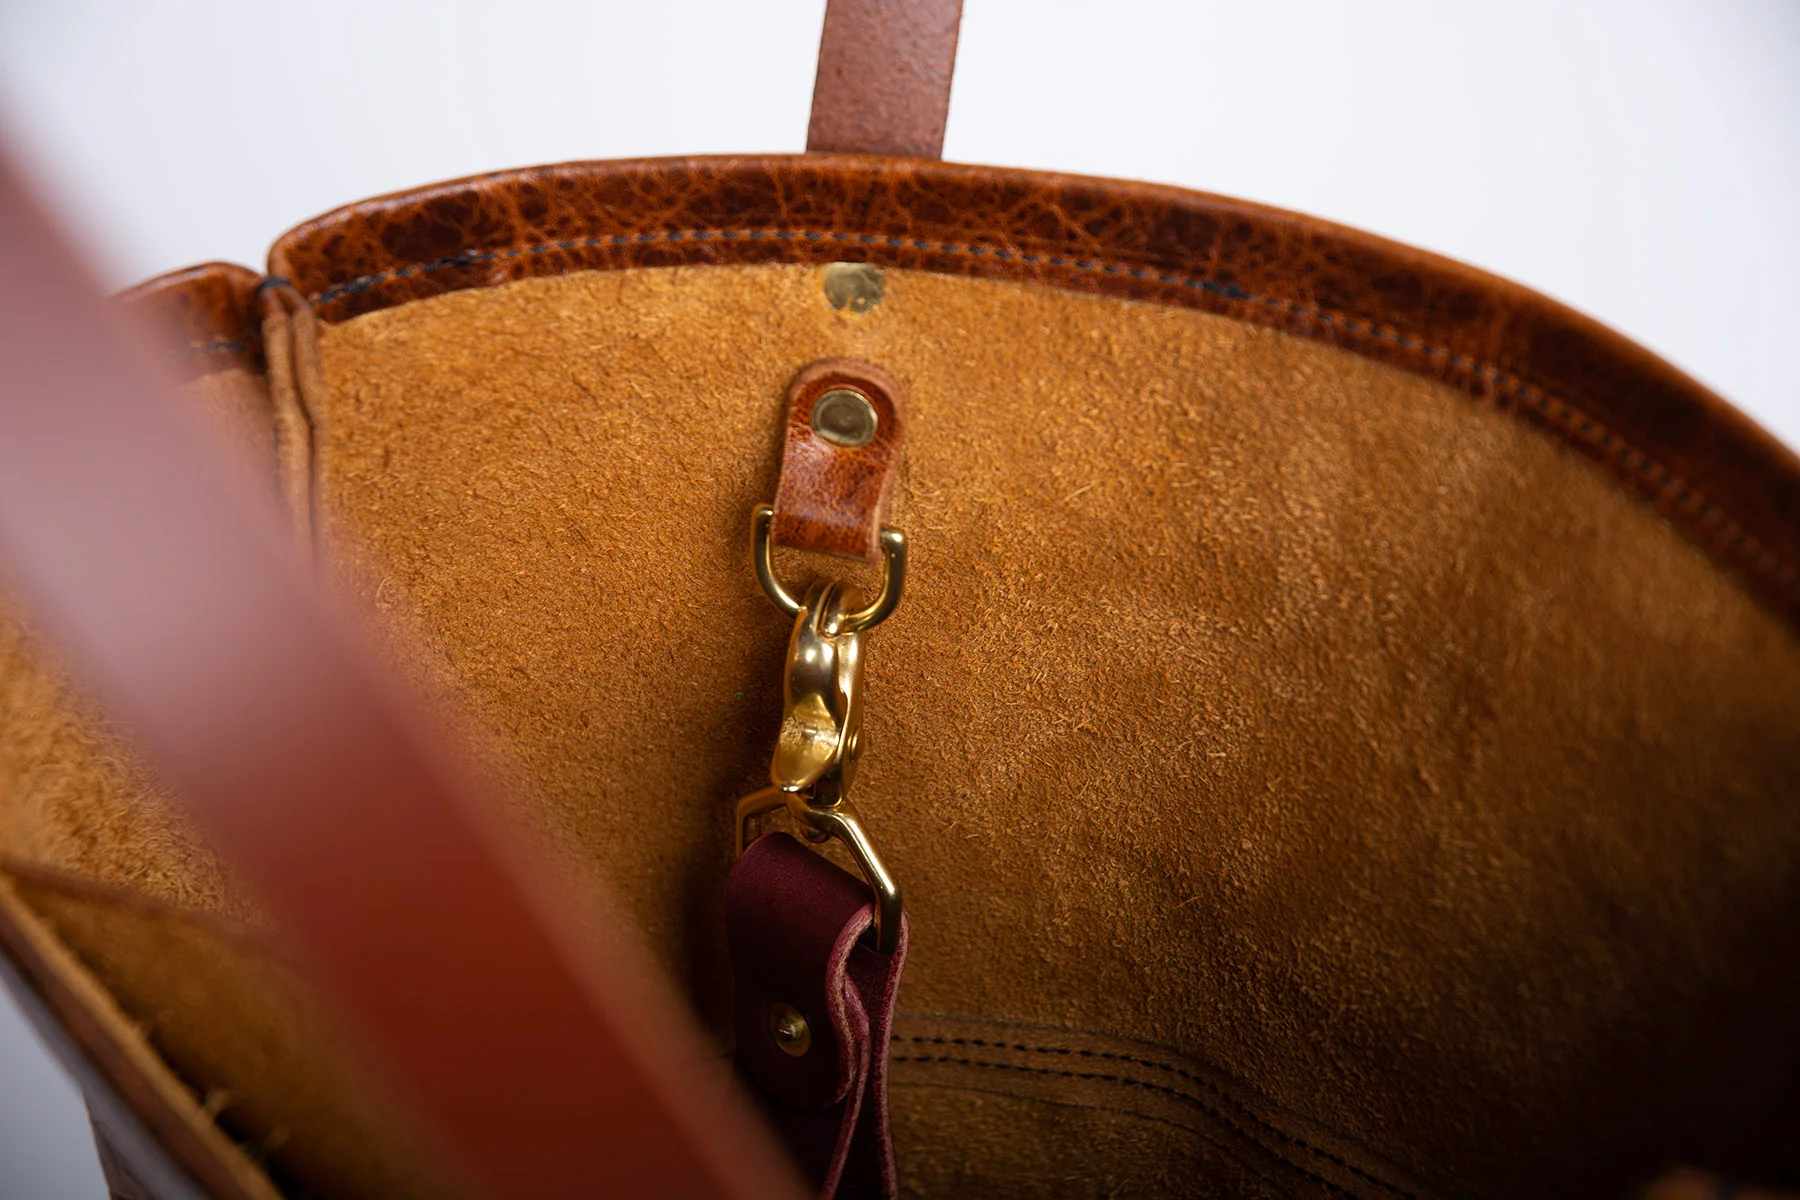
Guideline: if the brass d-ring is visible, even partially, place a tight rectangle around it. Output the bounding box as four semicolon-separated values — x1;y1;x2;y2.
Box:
751;504;906;634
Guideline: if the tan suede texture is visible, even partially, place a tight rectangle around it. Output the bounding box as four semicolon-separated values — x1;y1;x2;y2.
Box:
891;1089;1283;1200
886;1012;1443;1198
0;264;1796;1197
305;264;1800;1196
0;874;280;1200
0;368;266;914
5;870;451;1199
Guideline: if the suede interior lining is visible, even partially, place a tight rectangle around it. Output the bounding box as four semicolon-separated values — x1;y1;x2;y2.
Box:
0;263;1795;1198
2;865;448;1199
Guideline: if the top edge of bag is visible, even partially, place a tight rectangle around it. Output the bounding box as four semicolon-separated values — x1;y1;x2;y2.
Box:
107;153;1800;636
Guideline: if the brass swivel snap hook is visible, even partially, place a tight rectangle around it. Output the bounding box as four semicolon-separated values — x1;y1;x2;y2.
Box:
737;506;905;953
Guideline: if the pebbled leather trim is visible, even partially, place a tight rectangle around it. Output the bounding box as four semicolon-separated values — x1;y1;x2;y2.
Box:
266;154;1800;632
115;262;265;381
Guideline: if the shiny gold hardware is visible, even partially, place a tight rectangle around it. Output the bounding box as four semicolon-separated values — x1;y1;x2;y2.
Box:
769;1002;812;1057
751;504;906;634
772;581;865;793
736;784;902;955
812;387;879;447
736;536;905;954
822;261;885;313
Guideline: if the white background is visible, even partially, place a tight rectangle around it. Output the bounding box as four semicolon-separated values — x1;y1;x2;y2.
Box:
0;2;1795;1194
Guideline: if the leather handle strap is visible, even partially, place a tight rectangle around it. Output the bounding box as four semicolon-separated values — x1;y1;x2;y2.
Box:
0;146;801;1200
728;835;908;1199
808;0;964;158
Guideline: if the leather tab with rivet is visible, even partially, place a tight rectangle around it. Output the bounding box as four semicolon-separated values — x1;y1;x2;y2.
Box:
771;358;906;562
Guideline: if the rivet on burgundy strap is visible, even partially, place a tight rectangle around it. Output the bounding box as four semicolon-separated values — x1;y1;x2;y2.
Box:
771;359;907;562
727;834;908;1199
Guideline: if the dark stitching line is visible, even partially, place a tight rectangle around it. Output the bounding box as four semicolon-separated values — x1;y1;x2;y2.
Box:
894;1054;1363;1200
899;1035;1412;1199
892;1075;1292;1199
181;338;247;361
301;229;1798;603
306;229;1255;308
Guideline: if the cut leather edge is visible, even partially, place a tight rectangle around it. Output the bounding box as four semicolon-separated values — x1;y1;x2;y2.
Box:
0;871;278;1200
262;153;1800;636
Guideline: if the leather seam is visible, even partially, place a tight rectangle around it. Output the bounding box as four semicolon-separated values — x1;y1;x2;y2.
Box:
893;1052;1370;1199
891;1076;1306;1199
898;1034;1414;1199
300;228;1800;609
902;1010;1422;1180
255;282;323;563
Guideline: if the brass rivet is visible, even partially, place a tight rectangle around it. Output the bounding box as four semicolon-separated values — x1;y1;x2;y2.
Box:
769;1002;812;1057
812;388;878;448
822;261;884;313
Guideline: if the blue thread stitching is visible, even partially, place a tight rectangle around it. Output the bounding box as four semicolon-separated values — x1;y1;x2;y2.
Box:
299;228;1795;595
306;229;1260;308
181;338;247;361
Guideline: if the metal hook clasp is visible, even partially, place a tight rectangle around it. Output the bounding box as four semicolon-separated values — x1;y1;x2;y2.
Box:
736;785;902;955
770;580;866;795
735;573;903;954
751;504;906;634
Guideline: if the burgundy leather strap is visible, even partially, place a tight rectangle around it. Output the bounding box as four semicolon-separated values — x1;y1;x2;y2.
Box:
807;0;963;158
0;147;801;1199
727;835;909;1198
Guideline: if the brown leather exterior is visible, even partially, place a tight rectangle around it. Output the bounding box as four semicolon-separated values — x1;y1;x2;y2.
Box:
265;155;1800;636
772;359;907;560
115;262;265;381
0;149;803;1200
808;0;962;159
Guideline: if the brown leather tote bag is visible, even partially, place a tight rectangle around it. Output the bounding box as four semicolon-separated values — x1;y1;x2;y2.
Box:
0;3;1796;1197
